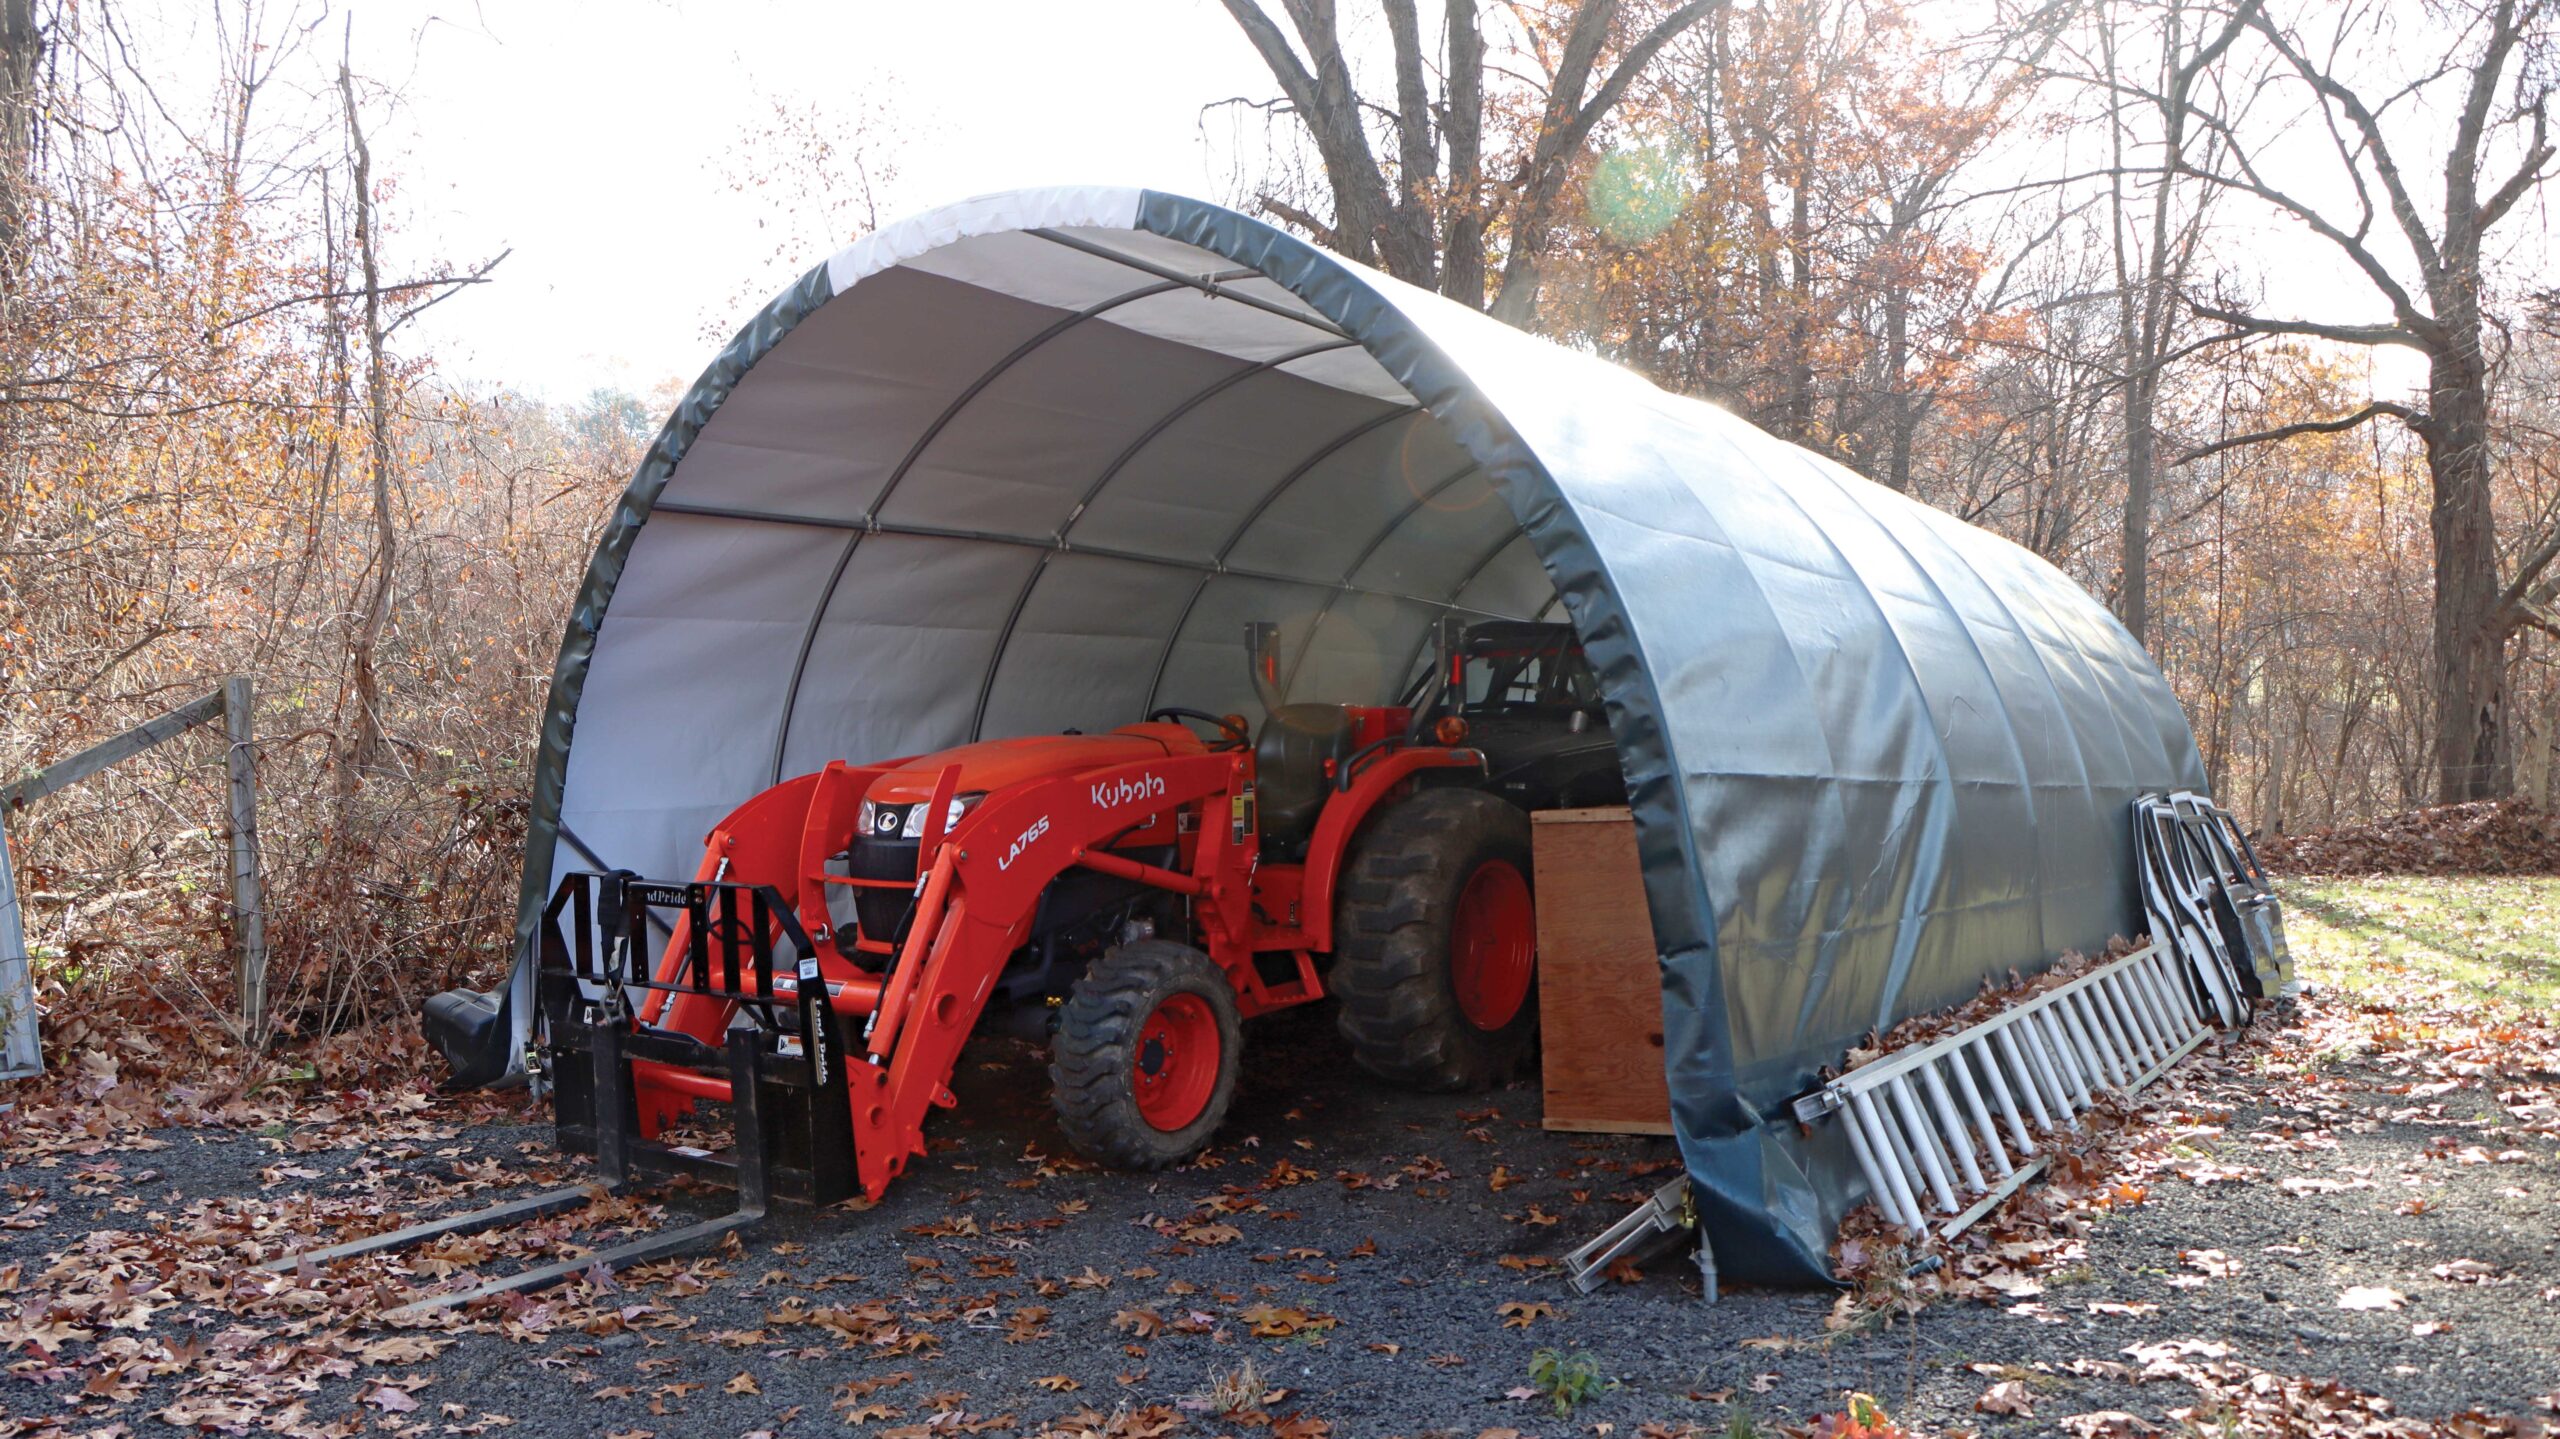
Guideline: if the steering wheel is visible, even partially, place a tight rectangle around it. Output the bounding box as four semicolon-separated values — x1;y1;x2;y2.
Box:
1149;706;1251;751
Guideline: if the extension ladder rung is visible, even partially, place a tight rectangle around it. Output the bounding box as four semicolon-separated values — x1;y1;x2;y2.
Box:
1792;939;2212;1240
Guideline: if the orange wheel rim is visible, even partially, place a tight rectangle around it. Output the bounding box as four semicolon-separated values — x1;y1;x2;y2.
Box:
1451;860;1535;1031
1133;992;1220;1131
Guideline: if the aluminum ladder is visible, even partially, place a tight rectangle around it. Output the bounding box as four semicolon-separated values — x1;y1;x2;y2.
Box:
1790;938;2212;1240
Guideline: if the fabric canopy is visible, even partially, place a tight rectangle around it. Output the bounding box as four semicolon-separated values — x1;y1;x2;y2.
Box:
496;187;2207;1283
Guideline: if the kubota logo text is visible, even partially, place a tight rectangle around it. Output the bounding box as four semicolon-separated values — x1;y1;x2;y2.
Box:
998;815;1051;871
1090;773;1167;810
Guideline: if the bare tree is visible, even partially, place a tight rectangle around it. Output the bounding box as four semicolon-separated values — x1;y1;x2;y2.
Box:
0;0;38;288
2098;0;2252;645
1215;0;1718;323
2173;0;2559;801
338;53;397;783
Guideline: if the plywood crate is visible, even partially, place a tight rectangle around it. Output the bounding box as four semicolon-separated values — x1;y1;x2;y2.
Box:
1532;806;1674;1135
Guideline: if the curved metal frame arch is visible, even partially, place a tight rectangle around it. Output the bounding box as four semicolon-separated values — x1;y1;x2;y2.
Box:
763;269;1260;780
1137;404;1428;712
965;337;1364;741
1274;456;1488;698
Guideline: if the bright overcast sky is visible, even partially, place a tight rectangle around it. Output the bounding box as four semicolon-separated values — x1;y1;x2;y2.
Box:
316;0;2500;407
345;0;1277;400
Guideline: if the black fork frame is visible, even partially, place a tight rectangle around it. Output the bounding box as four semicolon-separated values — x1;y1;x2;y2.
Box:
538;871;858;1208
263;871;861;1317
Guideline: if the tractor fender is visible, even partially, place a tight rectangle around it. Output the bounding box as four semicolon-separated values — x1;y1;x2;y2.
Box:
1296;747;1487;955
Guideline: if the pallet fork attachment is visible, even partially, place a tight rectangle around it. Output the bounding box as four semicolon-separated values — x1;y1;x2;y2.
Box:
269;874;855;1315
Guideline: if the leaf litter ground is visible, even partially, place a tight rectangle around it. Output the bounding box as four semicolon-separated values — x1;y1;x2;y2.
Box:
4;877;2558;1438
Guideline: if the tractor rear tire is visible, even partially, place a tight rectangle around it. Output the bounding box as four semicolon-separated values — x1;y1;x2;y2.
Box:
1332;787;1538;1091
1049;939;1242;1170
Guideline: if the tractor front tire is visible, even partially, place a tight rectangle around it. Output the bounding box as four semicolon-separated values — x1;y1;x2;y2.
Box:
1332;787;1538;1091
1050;940;1242;1170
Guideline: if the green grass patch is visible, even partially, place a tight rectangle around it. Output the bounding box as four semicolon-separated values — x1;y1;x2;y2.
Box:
2278;874;2560;1018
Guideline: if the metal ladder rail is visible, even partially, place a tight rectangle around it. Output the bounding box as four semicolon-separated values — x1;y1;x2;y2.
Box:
1795;940;2212;1241
1560;1175;1719;1300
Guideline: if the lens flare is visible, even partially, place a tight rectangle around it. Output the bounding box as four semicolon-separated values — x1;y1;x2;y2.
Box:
1586;143;1689;245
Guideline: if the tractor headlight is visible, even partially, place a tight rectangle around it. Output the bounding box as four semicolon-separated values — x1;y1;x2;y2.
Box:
857;792;985;840
918;792;985;837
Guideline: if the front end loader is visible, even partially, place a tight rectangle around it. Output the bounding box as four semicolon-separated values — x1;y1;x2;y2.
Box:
380;622;1570;1309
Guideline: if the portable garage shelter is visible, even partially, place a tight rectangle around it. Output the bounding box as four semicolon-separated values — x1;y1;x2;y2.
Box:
477;187;2206;1284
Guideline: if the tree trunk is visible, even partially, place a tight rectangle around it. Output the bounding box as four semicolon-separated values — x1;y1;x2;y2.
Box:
2262;670;2289;833
0;0;38;290
1780;143;1815;442
2427;333;2508;800
2120;370;2156;644
1882;274;1913;491
341;63;398;781
1442;0;1485;309
1380;0;1441;288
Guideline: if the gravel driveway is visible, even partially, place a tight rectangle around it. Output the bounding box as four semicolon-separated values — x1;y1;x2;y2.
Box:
4;981;2556;1437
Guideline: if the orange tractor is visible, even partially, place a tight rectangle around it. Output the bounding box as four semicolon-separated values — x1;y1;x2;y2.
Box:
386;622;1601;1310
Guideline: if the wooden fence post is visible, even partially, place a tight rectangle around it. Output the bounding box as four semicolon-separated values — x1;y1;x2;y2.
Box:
0;678;270;1073
222;677;268;1046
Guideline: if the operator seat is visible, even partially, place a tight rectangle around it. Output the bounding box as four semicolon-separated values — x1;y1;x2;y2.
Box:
1255;703;1359;854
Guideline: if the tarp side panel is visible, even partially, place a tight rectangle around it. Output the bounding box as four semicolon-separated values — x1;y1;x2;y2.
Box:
556;512;852;883
979;556;1206;741
1227;414;1476;582
777;536;1045;774
875;321;1256;542
1067;377;1406;561
1153;575;1360;719
654;268;1060;524
507;263;837;1073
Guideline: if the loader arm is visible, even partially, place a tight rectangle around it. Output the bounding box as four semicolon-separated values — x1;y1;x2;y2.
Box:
840;749;1250;1196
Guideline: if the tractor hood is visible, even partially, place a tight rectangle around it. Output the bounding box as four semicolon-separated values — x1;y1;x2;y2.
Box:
865;724;1207;806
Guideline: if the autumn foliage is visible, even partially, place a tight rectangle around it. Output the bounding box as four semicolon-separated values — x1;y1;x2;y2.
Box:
0;11;639;1071
3;0;2559;1075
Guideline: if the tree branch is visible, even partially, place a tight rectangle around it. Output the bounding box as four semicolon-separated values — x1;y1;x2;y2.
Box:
2512;597;2560;642
1566;0;1723;152
2245;6;2445;291
1489;0;1720;322
2174;149;2438;335
2498;523;2560;616
2173;399;2418;465
2189;298;2431;350
209;249;509;337
1254;193;1338;248
2477;100;2554;231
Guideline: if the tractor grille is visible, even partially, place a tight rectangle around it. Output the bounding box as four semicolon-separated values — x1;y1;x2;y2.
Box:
845;835;921;946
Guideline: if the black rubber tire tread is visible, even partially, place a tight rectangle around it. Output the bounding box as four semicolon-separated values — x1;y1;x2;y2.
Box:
1331;787;1538;1091
1048;939;1243;1170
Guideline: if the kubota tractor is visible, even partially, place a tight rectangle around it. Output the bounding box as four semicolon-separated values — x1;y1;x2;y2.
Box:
408;620;1616;1303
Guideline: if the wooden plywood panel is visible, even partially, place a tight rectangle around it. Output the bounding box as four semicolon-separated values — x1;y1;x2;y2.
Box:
1532;807;1673;1135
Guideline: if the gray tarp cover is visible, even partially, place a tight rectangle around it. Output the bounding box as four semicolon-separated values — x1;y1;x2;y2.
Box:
501;187;2207;1284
